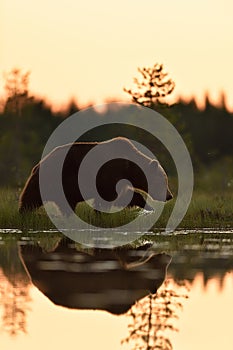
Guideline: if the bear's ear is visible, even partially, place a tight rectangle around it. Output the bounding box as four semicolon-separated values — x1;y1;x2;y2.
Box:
150;159;159;168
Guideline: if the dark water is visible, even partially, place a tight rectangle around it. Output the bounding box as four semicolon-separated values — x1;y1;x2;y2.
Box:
0;230;232;349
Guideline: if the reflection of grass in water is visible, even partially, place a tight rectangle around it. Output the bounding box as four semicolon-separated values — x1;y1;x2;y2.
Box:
0;188;233;231
0;230;232;258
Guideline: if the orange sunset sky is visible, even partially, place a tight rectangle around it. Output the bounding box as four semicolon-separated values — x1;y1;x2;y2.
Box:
1;0;233;110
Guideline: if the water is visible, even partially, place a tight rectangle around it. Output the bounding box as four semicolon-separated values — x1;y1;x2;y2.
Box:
0;230;232;349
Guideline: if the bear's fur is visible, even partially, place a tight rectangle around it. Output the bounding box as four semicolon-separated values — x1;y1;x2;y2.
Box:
19;137;172;214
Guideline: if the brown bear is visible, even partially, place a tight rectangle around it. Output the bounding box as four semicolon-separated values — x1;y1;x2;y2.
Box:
19;137;172;214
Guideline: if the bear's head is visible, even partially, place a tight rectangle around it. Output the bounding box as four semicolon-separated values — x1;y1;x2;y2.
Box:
149;159;173;202
115;157;172;211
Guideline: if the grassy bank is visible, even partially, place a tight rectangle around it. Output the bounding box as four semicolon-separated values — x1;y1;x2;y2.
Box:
0;187;232;231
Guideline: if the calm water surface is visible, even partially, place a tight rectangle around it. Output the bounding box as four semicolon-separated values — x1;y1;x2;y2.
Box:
0;230;232;350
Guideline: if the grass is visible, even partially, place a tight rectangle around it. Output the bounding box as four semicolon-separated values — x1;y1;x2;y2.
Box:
0;188;54;231
155;191;233;229
0;187;233;232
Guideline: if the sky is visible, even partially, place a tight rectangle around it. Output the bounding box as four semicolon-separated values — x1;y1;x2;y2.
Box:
1;0;233;110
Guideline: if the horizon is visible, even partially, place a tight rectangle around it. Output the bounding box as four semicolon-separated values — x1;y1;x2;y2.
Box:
0;67;231;113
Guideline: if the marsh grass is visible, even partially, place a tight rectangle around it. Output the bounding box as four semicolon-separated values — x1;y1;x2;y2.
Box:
178;192;233;228
0;188;232;232
0;188;54;231
76;201;140;227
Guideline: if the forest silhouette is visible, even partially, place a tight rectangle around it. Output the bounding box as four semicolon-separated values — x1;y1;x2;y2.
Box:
0;68;233;191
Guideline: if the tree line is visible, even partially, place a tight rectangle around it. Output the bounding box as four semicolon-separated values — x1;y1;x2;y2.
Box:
0;67;233;189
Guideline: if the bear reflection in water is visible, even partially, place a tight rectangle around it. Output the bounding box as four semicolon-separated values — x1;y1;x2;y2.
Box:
20;240;171;315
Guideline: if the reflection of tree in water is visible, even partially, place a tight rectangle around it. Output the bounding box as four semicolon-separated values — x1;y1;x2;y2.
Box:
0;242;31;337
0;271;31;336
122;279;189;350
